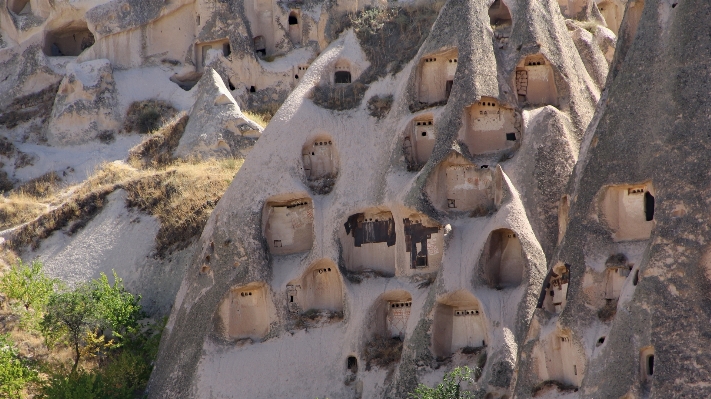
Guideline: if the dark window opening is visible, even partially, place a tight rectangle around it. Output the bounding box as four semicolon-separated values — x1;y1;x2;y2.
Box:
334;71;351;84
421;131;427;137
506;132;517;141
445;80;454;99
344;213;396;247
254;36;266;56
288;15;298;25
290;295;294;302
347;356;358;373
447;199;456;208
228;79;235;90
404;218;440;269
597;337;605;345
295;74;299;79
644;191;655;221
223;43;231;57
633;270;639;286
647;355;654;375
249;86;256;93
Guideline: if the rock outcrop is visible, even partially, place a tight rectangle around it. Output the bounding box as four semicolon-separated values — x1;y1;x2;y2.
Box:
147;0;610;398
46;59;120;146
174;69;262;160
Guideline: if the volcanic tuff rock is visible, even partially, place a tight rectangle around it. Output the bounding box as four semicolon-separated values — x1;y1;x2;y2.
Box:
146;0;616;397
174;69;262;160
2;0;703;397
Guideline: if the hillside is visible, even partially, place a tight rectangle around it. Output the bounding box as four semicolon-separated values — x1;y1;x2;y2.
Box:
2;0;703;398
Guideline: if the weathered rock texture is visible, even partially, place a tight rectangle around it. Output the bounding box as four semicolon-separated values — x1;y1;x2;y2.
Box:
146;0;616;398
515;1;711;398
6;0;705;397
46;59;120;146
174;69;262;160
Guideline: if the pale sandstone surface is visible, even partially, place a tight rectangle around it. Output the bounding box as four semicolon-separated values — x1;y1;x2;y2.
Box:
147;0;612;397
174;69;263;160
1;0;697;397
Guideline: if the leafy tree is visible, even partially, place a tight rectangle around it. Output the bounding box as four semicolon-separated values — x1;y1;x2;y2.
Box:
89;271;142;341
410;366;477;399
40;271;142;372
0;334;38;399
0;260;60;329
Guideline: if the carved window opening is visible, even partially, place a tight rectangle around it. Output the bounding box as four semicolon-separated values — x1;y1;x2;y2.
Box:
432;291;487;357
480;229;525;289
404;216;442;269
537;263;571;314
515;54;558;107
404;115;435;171
264;197;314;255
417;49;458;104
44;24;95;57
601;183;655;241
489;0;512;26
341;209;396;275
461;97;521;155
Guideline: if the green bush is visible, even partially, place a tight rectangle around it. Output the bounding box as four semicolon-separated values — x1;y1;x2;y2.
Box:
409;366;477;399
40;271;143;372
0;260;60;330
0;334;38;399
36;370;102;399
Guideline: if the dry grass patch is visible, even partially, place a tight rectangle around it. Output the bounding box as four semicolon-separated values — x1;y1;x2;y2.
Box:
0;194;47;230
362;335;403;370
128;114;188;168
5;162;145;251
13;171;62;200
5;148;242;258
124;158;242;257
123;100;178;134
243;110;271;129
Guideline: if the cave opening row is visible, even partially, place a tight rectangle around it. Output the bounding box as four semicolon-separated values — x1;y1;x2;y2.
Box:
221;281;489;359
264;199;525;285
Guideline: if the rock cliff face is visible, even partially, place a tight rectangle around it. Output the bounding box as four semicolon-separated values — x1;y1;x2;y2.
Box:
143;0;628;397
3;0;703;397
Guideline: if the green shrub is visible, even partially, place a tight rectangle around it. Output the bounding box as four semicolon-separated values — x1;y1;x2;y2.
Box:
36;369;107;399
409;366;477;399
0;334;38;399
40;271;143;372
0;260;60;330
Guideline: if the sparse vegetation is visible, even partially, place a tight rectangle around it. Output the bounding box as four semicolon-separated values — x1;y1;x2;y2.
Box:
0;334;39;399
123;100;178;134
4;150;241;256
0;261;163;398
124;158;242;256
12;172;62;199
242;110;270;128
597;298;618;322
531;380;578;397
243;102;280;128
316;5;440;111
362;335;403;369
0;195;47;231
409;366;477;399
367;94;394;118
127;114;188;169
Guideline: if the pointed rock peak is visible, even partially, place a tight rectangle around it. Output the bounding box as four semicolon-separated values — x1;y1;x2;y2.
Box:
195;68;239;110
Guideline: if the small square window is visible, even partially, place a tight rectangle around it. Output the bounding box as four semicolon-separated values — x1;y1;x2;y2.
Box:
506;133;517;141
274;240;282;247
447;199;456;208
